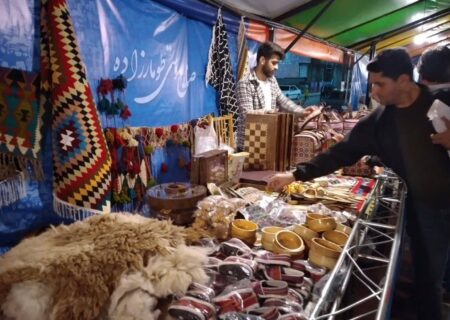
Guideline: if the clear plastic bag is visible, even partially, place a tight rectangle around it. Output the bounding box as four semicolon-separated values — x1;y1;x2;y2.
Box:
194;124;219;155
268;201;307;227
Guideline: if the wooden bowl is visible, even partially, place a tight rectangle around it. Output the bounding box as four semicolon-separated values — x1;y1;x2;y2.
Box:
164;183;188;194
273;230;305;257
231;219;258;246
310;238;342;259
306;213;325;224
322;230;349;247
308;248;338;270
307;217;336;233
261;226;284;251
293;224;319;248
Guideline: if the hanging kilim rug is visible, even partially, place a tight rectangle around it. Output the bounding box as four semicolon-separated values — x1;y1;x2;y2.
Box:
0;67;44;180
40;0;111;219
206;9;239;130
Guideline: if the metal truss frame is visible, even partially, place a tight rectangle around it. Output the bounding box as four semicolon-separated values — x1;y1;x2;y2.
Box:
310;172;407;320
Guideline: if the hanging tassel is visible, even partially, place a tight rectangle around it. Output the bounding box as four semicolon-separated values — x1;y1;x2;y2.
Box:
112;74;127;90
98;78;113;96
155;128;164;138
120;105;132;120
98;97;110;113
170;124;179;133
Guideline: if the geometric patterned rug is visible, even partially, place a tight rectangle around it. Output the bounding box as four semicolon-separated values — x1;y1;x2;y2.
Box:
41;0;111;219
0;67;44;179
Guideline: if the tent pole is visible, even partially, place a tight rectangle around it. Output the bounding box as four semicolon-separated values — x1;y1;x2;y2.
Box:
365;42;377;106
343;52;353;108
269;27;275;42
284;0;335;54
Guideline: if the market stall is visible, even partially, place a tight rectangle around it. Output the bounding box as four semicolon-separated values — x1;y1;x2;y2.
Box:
1;0;449;319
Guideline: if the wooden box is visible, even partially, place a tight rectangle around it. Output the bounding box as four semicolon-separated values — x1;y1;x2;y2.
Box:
243;112;293;171
191;149;228;185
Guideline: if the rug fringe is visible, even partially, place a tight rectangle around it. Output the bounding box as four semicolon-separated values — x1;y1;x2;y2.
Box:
0;171;27;207
53;196;111;220
0;152;44;180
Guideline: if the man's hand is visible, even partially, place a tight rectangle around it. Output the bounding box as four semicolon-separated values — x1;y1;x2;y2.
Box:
431;117;450;150
267;172;296;192
301;106;318;117
294;106;317;117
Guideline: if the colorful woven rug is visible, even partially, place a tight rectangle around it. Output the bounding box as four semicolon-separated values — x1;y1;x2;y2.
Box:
0;67;44;179
40;0;111;218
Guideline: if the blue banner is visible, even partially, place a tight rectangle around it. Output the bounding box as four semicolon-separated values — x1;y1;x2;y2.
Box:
0;0;238;251
68;0;218;126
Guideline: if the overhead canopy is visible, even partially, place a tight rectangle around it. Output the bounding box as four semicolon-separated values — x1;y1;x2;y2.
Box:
214;0;450;57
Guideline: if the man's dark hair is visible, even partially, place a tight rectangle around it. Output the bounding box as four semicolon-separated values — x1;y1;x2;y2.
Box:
257;42;285;63
417;46;450;83
367;48;413;80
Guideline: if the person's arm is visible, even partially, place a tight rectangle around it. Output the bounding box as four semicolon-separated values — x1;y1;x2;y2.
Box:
267;112;379;191
293;114;377;181
236;80;254;115
273;81;304;115
236;80;254;148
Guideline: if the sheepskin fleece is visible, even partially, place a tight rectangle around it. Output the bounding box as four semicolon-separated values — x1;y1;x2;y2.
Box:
108;245;209;320
0;213;194;319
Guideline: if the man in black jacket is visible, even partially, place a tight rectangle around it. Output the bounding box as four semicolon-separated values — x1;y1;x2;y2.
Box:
268;48;450;320
417;45;450;150
417;45;450;304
